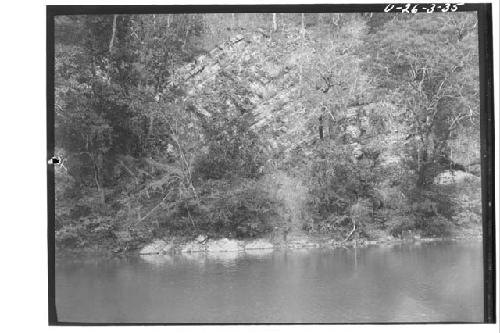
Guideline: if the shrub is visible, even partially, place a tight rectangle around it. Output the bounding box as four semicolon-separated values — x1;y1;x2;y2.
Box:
388;213;454;238
193;114;265;181
149;178;279;239
388;215;416;237
415;215;454;237
55;225;81;247
55;216;116;248
306;143;382;236
200;180;279;238
397;182;458;237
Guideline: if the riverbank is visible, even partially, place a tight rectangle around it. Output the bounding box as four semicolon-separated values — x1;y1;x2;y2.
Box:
137;232;483;256
55;223;483;257
55;232;483;261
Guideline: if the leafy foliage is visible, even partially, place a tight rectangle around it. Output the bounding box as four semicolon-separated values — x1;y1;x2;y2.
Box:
54;13;481;251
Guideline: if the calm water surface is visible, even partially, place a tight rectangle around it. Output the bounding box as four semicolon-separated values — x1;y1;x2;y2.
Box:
56;241;483;323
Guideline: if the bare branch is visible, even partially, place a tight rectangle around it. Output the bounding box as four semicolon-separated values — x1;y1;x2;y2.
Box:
109;15;118;54
343;218;356;243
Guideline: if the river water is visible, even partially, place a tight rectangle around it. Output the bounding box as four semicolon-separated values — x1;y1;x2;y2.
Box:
55;241;483;323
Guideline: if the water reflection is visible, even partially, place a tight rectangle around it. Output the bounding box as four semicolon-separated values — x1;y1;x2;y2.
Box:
244;248;274;258
206;250;240;267
56;241;484;323
177;252;207;265
140;254;174;266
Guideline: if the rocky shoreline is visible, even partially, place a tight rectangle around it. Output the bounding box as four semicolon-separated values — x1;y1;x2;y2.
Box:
54;226;483;258
137;232;483;257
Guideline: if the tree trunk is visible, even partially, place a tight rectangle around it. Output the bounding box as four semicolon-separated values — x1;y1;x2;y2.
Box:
109;15;118;54
301;13;306;38
90;153;105;204
416;133;430;188
319;116;324;140
416;139;423;187
299;63;303;93
182;26;190;50
343;217;356;242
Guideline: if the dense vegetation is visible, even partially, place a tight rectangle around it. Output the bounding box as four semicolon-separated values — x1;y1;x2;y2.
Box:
54;13;481;252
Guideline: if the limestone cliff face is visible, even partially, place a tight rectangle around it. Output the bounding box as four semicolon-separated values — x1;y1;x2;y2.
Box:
167;21;399;165
164;20;481;233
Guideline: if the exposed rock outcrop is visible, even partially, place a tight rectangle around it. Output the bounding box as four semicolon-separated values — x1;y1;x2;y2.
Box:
180;241;207;253
139;240;170;255
434;170;480;185
286;236;320;249
196;234;208;243
244;239;274;250
206;238;240;252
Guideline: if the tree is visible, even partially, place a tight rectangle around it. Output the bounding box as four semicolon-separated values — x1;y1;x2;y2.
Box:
55;14;207;228
366;13;479;187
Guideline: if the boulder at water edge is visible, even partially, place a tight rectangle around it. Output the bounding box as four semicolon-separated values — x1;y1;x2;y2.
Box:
181;241;206;253
139;240;168;255
207;238;240;252
196;234;208;243
244;239;274;251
